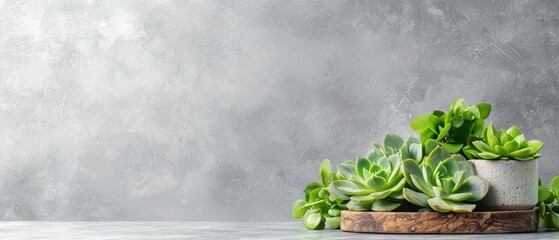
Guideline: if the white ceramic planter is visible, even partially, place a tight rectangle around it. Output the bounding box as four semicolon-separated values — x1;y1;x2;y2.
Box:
469;159;538;211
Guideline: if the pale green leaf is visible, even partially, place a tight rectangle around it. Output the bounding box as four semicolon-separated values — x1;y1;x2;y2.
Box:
428;197;475;213
506;125;522;138
425;139;439;156
514;134;526;147
403;188;429;207
494;145;509;157
366;175;387;191
445;192;473;202
319;159;331;187
371;199;401;212
465;105;481;119
384;134;404;150
550;176;559;189
304;212;324;230
347;199;372;211
457;176;489;201
525;140;544;155
327;182;349;201
411;174;435;197
410;114;431;132
425;147;451;168
402;159;422;188
476;103;491;119
292;200;308;219
325;216;340;229
503;141;519;153
409;143;422;162
332;180;372;196
478;151;500;159
510;148;533;158
355;158;370;179
472;140;494;153
440;142;463;153
453;116;464;128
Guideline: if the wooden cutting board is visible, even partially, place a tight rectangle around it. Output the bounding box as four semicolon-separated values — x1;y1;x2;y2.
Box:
340;209;539;234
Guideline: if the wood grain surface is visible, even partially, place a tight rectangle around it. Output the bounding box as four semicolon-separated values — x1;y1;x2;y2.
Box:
340;209;538;234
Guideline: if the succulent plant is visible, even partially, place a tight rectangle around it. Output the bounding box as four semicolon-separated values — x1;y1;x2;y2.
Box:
538;176;559;230
402;146;489;212
292;159;348;230
328;135;422;211
410;98;491;155
463;123;543;160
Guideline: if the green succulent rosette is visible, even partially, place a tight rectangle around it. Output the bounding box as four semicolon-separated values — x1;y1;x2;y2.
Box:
463;123;543;160
402;145;489;212
329;135;422;211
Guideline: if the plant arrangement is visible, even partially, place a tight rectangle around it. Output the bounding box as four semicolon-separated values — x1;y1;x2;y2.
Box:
292;98;555;232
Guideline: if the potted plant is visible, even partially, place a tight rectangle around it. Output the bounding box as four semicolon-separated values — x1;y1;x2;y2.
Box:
462;123;543;210
291;98;557;233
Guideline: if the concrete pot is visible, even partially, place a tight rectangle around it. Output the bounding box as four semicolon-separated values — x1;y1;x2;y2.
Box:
469;159;538;211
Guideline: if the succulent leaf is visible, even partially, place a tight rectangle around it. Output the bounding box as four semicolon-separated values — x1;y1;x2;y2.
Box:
384;134;404;150
304;211;324;230
372;199;401;211
476;103;491;119
320;159;331;187
428;197;476;213
403;188;429;207
457;176;490;201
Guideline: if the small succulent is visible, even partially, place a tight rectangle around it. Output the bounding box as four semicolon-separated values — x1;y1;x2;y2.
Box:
292;159;348;230
538;176;559;230
402;146;489;212
463;123;543;160
410;98;491;155
329;135;422;211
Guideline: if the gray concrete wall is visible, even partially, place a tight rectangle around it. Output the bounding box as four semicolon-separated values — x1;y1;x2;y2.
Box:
1;0;558;221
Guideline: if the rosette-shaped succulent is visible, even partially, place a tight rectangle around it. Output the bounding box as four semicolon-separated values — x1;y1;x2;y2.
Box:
538;176;559;230
292;159;348;230
329;135;422;211
463;123;543;160
402;146;489;212
410;98;491;155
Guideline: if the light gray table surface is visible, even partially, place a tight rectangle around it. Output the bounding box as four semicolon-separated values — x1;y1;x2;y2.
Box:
0;222;557;239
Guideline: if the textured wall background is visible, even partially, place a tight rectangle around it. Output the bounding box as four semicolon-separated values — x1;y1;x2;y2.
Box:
1;0;558;221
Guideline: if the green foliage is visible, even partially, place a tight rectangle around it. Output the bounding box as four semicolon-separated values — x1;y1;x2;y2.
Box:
410;98;490;156
402;146;489;212
292;159;348;230
292;98;551;231
538;176;559;230
463;123;544;160
329;135;422;212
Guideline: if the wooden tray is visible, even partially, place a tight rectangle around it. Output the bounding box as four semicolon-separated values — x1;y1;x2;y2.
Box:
340;209;538;234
